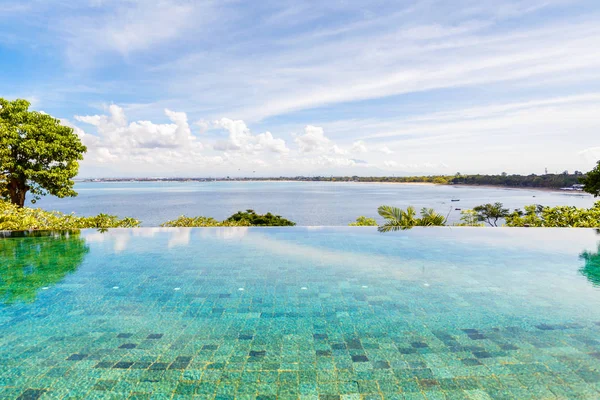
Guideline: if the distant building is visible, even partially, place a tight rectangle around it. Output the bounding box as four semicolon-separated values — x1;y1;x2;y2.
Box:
560;184;584;191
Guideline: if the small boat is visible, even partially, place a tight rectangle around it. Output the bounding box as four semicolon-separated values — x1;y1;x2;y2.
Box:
451;199;460;202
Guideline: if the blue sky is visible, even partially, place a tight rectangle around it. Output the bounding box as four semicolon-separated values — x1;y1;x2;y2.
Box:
1;0;600;177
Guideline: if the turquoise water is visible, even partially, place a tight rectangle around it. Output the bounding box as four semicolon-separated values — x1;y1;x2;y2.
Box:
1;227;600;399
35;181;595;226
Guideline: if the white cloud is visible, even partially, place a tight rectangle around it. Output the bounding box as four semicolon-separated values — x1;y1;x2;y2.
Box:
150;7;600;122
76;105;197;149
351;140;368;153
196;119;209;134
312;156;357;167
9;0;599;176
71;105;222;171
60;0;206;67
580;147;600;163
332;145;348;155
314;92;600;174
294;125;331;153
213;118;289;154
383;161;448;170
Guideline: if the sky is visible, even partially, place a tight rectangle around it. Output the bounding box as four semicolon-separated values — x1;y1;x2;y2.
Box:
1;0;600;178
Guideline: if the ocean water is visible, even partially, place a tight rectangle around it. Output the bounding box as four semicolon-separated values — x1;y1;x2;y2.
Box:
1;227;600;399
34;181;595;227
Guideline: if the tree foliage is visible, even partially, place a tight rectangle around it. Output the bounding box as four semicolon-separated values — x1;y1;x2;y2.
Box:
0;231;89;303
348;216;378;226
455;209;485;227
161;210;296;227
225;209;296;226
0;200;140;230
377;205;446;232
451;173;583;189
581;160;600;197
505;202;600;227
161;216;251;227
0;98;87;206
473;202;510;227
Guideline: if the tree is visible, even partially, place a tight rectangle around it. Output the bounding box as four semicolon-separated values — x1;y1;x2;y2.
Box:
418;208;447;226
377;205;446;232
225;209;296;226
581;160;600;197
456;210;484;226
349;216;378;226
472;202;509;227
0;98;87;207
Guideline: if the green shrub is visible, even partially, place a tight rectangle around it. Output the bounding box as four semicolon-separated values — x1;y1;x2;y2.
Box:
505;202;600;227
0;200;140;230
225;209;295;226
455;210;485;227
349;216;378;226
161;210;296;227
160;216;250;227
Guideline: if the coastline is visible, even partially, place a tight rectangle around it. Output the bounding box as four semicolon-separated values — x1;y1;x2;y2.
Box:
450;183;588;194
79;179;589;194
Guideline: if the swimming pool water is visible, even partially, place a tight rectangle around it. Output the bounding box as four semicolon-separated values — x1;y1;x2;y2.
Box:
1;227;600;399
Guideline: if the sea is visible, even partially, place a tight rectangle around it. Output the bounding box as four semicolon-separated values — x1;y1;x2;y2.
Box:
32;181;596;227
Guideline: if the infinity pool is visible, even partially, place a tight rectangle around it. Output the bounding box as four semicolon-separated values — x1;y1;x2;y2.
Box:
1;228;600;399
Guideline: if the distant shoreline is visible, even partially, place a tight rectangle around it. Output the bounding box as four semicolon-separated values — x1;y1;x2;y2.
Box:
451;184;586;194
78;179;587;194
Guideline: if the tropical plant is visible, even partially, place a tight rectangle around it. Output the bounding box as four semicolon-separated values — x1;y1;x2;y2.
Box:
349;216;378;226
505;202;600;227
161;210;296;227
161;216;251;227
581;160;600;197
473;202;510;227
0;231;89;303
377;205;446;232
455;209;485;226
419;208;447;226
0;200;140;230
225;209;296;226
0;98;87;206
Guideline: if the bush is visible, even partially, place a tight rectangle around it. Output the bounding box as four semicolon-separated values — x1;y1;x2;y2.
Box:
0;200;140;230
455;210;485;227
349;216;378;226
225;209;295;226
505;202;600;227
161;210;296;227
160;216;251;227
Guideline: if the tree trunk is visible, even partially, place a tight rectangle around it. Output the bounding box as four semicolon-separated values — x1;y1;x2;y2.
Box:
8;178;28;207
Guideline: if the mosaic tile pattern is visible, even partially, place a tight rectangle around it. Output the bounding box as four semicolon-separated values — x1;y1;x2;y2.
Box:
1;227;600;399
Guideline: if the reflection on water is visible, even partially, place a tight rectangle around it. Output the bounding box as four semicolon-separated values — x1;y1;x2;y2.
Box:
2;227;600;398
0;231;89;304
580;244;600;287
